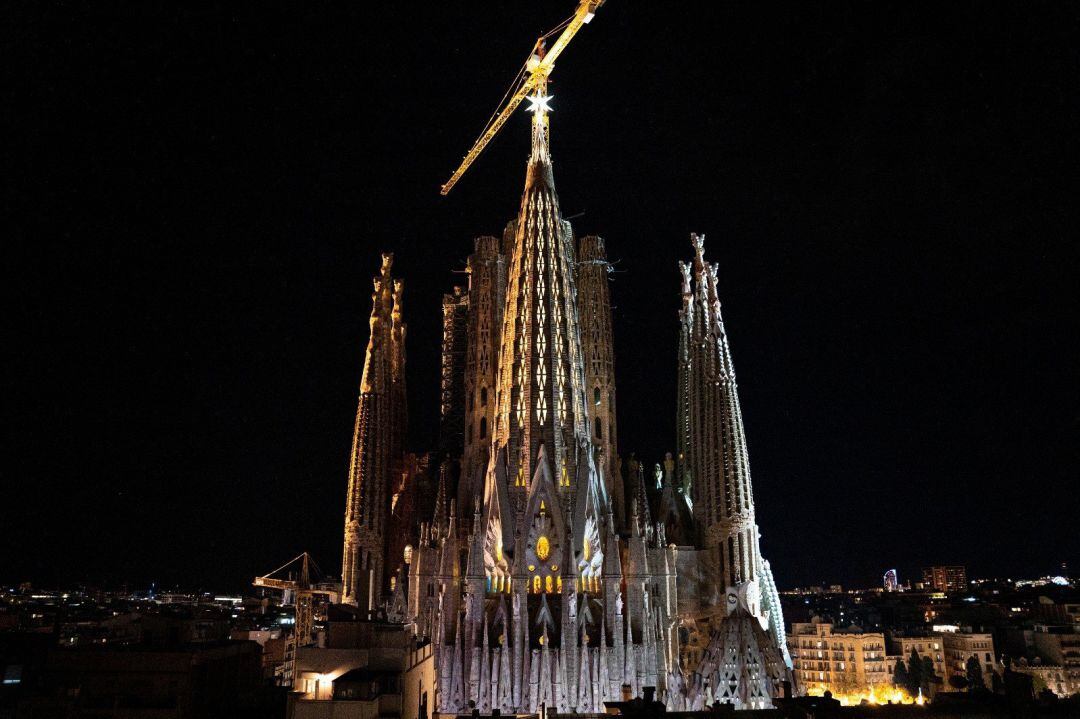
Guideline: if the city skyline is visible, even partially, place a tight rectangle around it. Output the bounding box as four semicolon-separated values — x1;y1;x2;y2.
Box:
7;2;1079;594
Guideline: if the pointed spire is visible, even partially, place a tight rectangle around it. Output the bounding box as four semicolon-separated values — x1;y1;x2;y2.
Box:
673;233;794;707
562;502;577;579
526;90;553;187
432;464;450;536
630;459;652;536
342;252;407;609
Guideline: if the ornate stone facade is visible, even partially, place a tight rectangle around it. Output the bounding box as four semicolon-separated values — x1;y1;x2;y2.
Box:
340;111;794;711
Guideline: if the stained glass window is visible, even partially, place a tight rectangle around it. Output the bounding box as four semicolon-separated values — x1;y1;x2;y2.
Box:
536;535;550;562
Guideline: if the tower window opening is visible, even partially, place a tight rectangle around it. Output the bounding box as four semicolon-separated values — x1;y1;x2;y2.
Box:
479;417;487;439
480;386;488;406
593;386;601;406
533;576;541;593
545;575;554;593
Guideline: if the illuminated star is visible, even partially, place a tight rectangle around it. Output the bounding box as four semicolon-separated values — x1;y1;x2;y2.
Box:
525;94;553;115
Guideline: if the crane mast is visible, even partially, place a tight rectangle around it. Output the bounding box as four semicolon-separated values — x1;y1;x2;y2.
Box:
252;550;336;686
440;0;606;195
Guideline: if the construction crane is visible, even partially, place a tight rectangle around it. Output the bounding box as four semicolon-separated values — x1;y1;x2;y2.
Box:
253;552;338;648
440;0;607;195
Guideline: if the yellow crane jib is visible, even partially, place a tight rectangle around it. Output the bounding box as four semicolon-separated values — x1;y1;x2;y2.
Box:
440;0;606;195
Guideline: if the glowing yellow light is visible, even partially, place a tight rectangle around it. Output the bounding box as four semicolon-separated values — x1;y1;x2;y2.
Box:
816;686;924;707
533;576;541;593
536;535;551;562
545;575;554;593
526;94;553;115
583;538;591;562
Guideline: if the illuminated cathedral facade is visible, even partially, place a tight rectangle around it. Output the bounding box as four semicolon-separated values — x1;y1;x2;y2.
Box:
339;99;795;712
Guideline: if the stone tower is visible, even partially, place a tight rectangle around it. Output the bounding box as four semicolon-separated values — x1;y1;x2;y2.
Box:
459;236;506;513
673;234;792;709
439;286;469;457
576;235;623;528
341;253;407;610
408;96;678;716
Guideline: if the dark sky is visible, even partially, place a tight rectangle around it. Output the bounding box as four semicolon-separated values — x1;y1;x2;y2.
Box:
6;2;1079;593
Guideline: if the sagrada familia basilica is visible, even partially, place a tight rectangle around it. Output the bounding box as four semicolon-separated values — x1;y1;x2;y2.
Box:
338;95;795;712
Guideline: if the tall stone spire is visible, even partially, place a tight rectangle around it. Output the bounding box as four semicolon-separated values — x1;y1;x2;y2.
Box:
342;253;407;610
423;91;679;716
460;236;506;513
677;234;758;583
675;234;792;709
439;285;469;456
483;92;602;569
576;235;621;527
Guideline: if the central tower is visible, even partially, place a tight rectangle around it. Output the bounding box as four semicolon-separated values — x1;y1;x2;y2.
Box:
414;90;677;716
482;89;606;591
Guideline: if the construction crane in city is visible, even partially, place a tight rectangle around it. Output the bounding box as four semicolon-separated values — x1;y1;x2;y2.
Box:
440;0;607;195
253;552;337;647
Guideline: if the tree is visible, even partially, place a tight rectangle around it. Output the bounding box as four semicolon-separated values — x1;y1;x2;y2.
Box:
949;675;970;690
966;655;986;693
893;658;909;690
906;648;923;697
921;655;939;696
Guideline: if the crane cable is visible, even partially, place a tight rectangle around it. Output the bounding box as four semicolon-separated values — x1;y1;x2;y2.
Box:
470;11;577;156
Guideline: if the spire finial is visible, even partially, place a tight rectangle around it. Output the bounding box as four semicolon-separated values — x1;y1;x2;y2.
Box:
691;233;706;271
525;91;553;166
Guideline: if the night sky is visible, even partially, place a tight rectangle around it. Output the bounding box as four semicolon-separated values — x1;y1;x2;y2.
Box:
7;2;1079;593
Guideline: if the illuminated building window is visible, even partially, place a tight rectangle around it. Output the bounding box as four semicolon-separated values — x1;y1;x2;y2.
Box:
533;576;541;593
545;575;553;593
556;576;563;592
536;535;550;562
